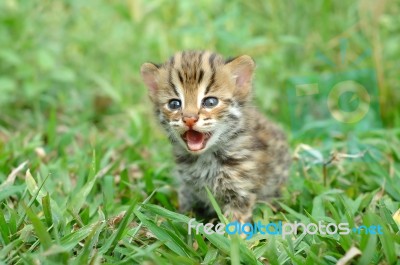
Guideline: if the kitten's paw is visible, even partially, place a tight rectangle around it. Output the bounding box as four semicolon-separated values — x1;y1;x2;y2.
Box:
223;208;251;224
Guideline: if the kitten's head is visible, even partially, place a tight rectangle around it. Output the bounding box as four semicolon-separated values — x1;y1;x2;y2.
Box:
140;51;255;154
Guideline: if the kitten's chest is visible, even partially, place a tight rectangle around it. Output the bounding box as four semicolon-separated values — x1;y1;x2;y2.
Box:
176;153;220;187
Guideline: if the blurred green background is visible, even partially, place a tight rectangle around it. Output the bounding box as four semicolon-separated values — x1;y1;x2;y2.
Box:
1;0;399;130
1;1;400;264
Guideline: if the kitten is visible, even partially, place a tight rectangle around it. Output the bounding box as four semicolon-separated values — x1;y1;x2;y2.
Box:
140;51;290;222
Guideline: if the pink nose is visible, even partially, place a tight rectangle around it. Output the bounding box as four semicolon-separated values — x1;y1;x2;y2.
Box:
183;116;198;127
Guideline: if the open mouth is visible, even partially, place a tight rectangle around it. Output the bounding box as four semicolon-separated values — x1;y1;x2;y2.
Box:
182;130;211;152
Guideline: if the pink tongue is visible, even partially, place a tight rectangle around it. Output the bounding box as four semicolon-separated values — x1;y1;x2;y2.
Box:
186;130;205;151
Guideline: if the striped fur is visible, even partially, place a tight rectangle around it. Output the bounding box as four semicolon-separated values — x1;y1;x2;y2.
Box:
141;51;291;222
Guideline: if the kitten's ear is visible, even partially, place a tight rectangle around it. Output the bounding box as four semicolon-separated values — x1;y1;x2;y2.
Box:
225;55;255;94
140;63;160;94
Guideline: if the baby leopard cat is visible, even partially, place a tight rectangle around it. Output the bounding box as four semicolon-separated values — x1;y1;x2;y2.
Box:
140;51;291;223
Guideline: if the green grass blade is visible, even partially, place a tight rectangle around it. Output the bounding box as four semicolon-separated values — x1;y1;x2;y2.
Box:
42;193;53;227
0;208;10;244
23;204;52;250
60;224;99;250
205;186;228;224
73;221;104;265
17;172;50;228
134;209;189;257
0;185;25;202
106;198;137;254
230;234;240;265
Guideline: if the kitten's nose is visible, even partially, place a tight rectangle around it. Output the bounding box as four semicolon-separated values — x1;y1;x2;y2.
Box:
182;115;199;127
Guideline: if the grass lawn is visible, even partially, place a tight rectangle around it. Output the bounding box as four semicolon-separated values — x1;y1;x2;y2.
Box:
0;1;399;264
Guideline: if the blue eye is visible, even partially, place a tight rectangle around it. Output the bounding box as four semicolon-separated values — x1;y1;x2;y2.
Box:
168;99;181;110
203;97;218;108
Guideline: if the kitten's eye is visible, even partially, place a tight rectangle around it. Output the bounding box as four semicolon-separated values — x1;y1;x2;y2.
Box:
168;99;181;110
202;97;219;108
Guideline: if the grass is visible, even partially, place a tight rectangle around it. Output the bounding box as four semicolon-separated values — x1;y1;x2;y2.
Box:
0;0;400;264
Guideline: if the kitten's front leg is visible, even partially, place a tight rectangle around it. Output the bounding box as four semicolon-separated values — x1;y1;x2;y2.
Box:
222;192;255;239
178;182;197;213
222;192;256;224
179;182;217;219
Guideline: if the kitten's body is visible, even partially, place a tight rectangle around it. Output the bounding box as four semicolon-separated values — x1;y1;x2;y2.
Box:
141;51;290;222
